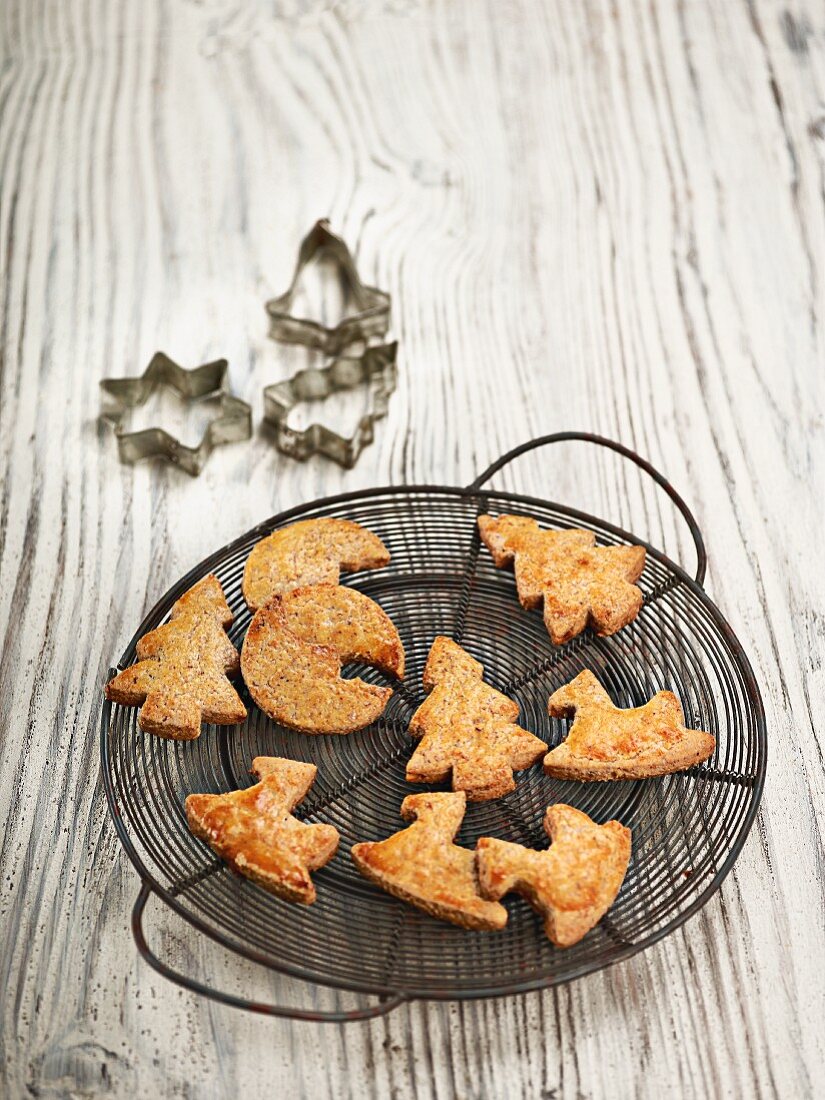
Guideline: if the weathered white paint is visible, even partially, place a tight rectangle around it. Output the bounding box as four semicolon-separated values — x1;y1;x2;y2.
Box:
1;0;823;1096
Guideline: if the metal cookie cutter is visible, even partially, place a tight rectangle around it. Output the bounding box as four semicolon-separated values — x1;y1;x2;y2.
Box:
263;342;397;469
100;352;252;476
265;219;391;354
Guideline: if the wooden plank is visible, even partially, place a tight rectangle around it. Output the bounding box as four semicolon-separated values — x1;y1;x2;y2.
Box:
1;0;823;1095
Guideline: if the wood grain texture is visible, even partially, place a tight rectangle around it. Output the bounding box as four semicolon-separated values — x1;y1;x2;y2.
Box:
1;0;823;1096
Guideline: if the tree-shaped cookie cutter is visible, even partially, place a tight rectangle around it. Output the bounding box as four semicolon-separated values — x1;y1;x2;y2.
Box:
263;342;397;469
264;219;397;467
100;352;252;476
265;219;391;353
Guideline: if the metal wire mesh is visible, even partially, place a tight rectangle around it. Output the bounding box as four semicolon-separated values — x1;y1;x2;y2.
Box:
101;485;766;1002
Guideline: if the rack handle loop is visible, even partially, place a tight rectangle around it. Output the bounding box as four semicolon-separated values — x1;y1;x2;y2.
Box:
469;431;706;585
132;883;408;1022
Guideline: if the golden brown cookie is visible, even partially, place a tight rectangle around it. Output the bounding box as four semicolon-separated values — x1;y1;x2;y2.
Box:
545;669;715;780
478;514;646;645
476;804;631;947
240;589;395;733
242;517;390;610
351;791;508;930
406;636;547;801
104;574;247;740
281;583;404;678
185;757;339;903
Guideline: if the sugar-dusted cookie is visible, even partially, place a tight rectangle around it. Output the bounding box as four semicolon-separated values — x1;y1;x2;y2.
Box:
241;589;395;733
104;574;246;740
477;804;631;947
242;517;390;610
406;636;547;801
545;669;715;780
351;791;508;930
281;583;404;679
185;757;339;903
478;514;646;645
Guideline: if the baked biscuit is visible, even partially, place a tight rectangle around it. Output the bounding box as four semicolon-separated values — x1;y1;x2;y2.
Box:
281;583;404;678
351;791;507;930
478;514;646;645
185;757;339;903
545;669;715;780
477;804;631;947
243;517;390;610
406;636;547;801
105;574;246;740
241;590;394;733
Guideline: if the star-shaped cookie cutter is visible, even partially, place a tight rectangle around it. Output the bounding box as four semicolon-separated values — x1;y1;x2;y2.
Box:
263;342;397;469
265;219;391;354
100;352;252;476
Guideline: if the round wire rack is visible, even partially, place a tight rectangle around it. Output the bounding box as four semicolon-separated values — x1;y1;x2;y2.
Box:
100;434;766;1021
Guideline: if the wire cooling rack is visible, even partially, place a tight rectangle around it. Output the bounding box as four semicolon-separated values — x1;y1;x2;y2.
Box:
100;434;766;1021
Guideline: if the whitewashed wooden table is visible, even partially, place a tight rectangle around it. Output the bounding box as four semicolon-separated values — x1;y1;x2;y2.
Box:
2;0;823;1096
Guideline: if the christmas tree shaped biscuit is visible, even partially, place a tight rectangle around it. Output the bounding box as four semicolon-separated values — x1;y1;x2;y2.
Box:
478;514;646;645
477;804;631;947
406;636;547;801
186;757;339;903
351;791;507;930
105;574;246;740
544;670;715;780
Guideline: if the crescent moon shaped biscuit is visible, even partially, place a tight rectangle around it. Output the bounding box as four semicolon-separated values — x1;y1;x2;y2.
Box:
241;585;401;733
544;670;715;780
477;804;631;947
242;517;390;610
281;583;404;679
